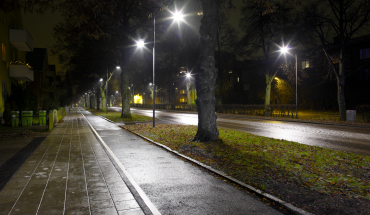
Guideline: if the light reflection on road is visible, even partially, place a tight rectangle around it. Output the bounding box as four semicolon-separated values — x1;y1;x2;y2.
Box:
109;107;370;156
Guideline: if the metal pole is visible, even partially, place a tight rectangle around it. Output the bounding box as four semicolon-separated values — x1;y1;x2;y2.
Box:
295;53;298;119
106;69;108;114
153;14;156;128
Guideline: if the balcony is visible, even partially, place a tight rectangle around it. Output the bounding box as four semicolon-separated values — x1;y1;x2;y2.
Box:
9;65;34;81
9;28;34;52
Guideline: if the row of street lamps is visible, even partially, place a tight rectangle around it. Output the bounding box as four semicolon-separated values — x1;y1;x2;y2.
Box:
89;8;297;124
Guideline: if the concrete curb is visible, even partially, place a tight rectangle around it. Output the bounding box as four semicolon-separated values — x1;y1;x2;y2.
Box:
121;126;314;215
97;115;114;123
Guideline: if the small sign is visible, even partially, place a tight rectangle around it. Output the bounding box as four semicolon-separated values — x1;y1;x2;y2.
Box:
346;110;356;122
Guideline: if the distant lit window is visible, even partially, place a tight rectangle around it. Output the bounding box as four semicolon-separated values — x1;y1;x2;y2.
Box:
2;81;6;100
181;90;186;94
360;48;370;59
302;60;309;69
237;77;239;82
243;72;248;79
244;84;250;91
331;54;340;64
180;98;185;103
1;43;5;61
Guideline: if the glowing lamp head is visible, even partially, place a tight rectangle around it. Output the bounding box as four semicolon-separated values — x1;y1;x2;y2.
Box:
100;78;103;82
186;73;191;78
136;40;145;48
280;46;289;54
116;66;121;69
173;11;183;22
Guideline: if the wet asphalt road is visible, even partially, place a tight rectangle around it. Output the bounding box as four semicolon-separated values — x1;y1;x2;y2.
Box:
83;110;283;215
111;107;370;156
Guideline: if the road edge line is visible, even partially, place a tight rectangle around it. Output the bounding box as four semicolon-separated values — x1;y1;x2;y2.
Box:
81;113;161;215
121;126;313;215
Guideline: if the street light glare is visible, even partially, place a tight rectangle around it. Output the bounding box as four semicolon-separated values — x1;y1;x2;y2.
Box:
173;11;183;22
100;78;103;82
280;46;289;54
116;66;120;69
136;40;145;48
186;73;191;78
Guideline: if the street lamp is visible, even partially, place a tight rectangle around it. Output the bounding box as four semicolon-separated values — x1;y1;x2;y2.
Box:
137;10;184;128
280;46;298;119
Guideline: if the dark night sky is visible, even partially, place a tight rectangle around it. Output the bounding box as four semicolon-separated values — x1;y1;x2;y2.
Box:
20;1;243;75
22;10;63;73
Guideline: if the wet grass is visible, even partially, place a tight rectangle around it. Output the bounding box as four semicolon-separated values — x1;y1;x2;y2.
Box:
124;124;370;214
87;109;153;122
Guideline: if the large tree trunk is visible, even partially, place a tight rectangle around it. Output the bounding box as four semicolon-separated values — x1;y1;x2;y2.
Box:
186;82;192;104
265;76;272;116
121;48;131;118
338;45;346;121
192;0;221;142
100;81;107;112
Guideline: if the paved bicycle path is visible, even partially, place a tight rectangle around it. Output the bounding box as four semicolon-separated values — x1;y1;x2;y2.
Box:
0;109;144;215
82;109;283;215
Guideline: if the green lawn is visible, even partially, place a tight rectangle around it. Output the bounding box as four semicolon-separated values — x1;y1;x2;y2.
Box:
87;109;153;122
124;124;370;213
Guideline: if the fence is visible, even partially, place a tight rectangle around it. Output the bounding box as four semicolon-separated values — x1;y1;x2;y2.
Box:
130;104;298;118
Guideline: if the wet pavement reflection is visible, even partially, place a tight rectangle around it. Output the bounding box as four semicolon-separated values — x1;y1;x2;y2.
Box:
110;107;370;156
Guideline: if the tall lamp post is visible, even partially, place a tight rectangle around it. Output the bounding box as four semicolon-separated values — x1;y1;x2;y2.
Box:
136;11;184;128
280;46;298;119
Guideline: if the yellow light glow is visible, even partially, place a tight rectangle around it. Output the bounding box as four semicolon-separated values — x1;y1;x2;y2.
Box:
134;94;143;104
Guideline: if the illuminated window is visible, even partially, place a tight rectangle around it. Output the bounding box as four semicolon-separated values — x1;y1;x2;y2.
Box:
331;54;340;64
1;43;5;61
302;60;309;69
180;98;185;103
2;81;6;100
360;48;370;59
243;72;248;79
181;90;186;94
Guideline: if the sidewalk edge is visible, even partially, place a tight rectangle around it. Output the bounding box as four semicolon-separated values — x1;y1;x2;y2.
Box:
121;126;314;215
80;113;161;215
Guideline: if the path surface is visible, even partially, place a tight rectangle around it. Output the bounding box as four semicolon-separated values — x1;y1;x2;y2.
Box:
0;110;144;215
114;107;370;156
83;109;283;215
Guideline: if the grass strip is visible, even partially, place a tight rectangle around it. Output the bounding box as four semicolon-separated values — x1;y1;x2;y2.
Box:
125;124;370;214
87;109;152;122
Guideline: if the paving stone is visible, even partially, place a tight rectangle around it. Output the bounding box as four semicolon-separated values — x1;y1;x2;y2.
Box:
115;200;140;211
112;193;135;202
91;206;118;215
118;208;145;215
